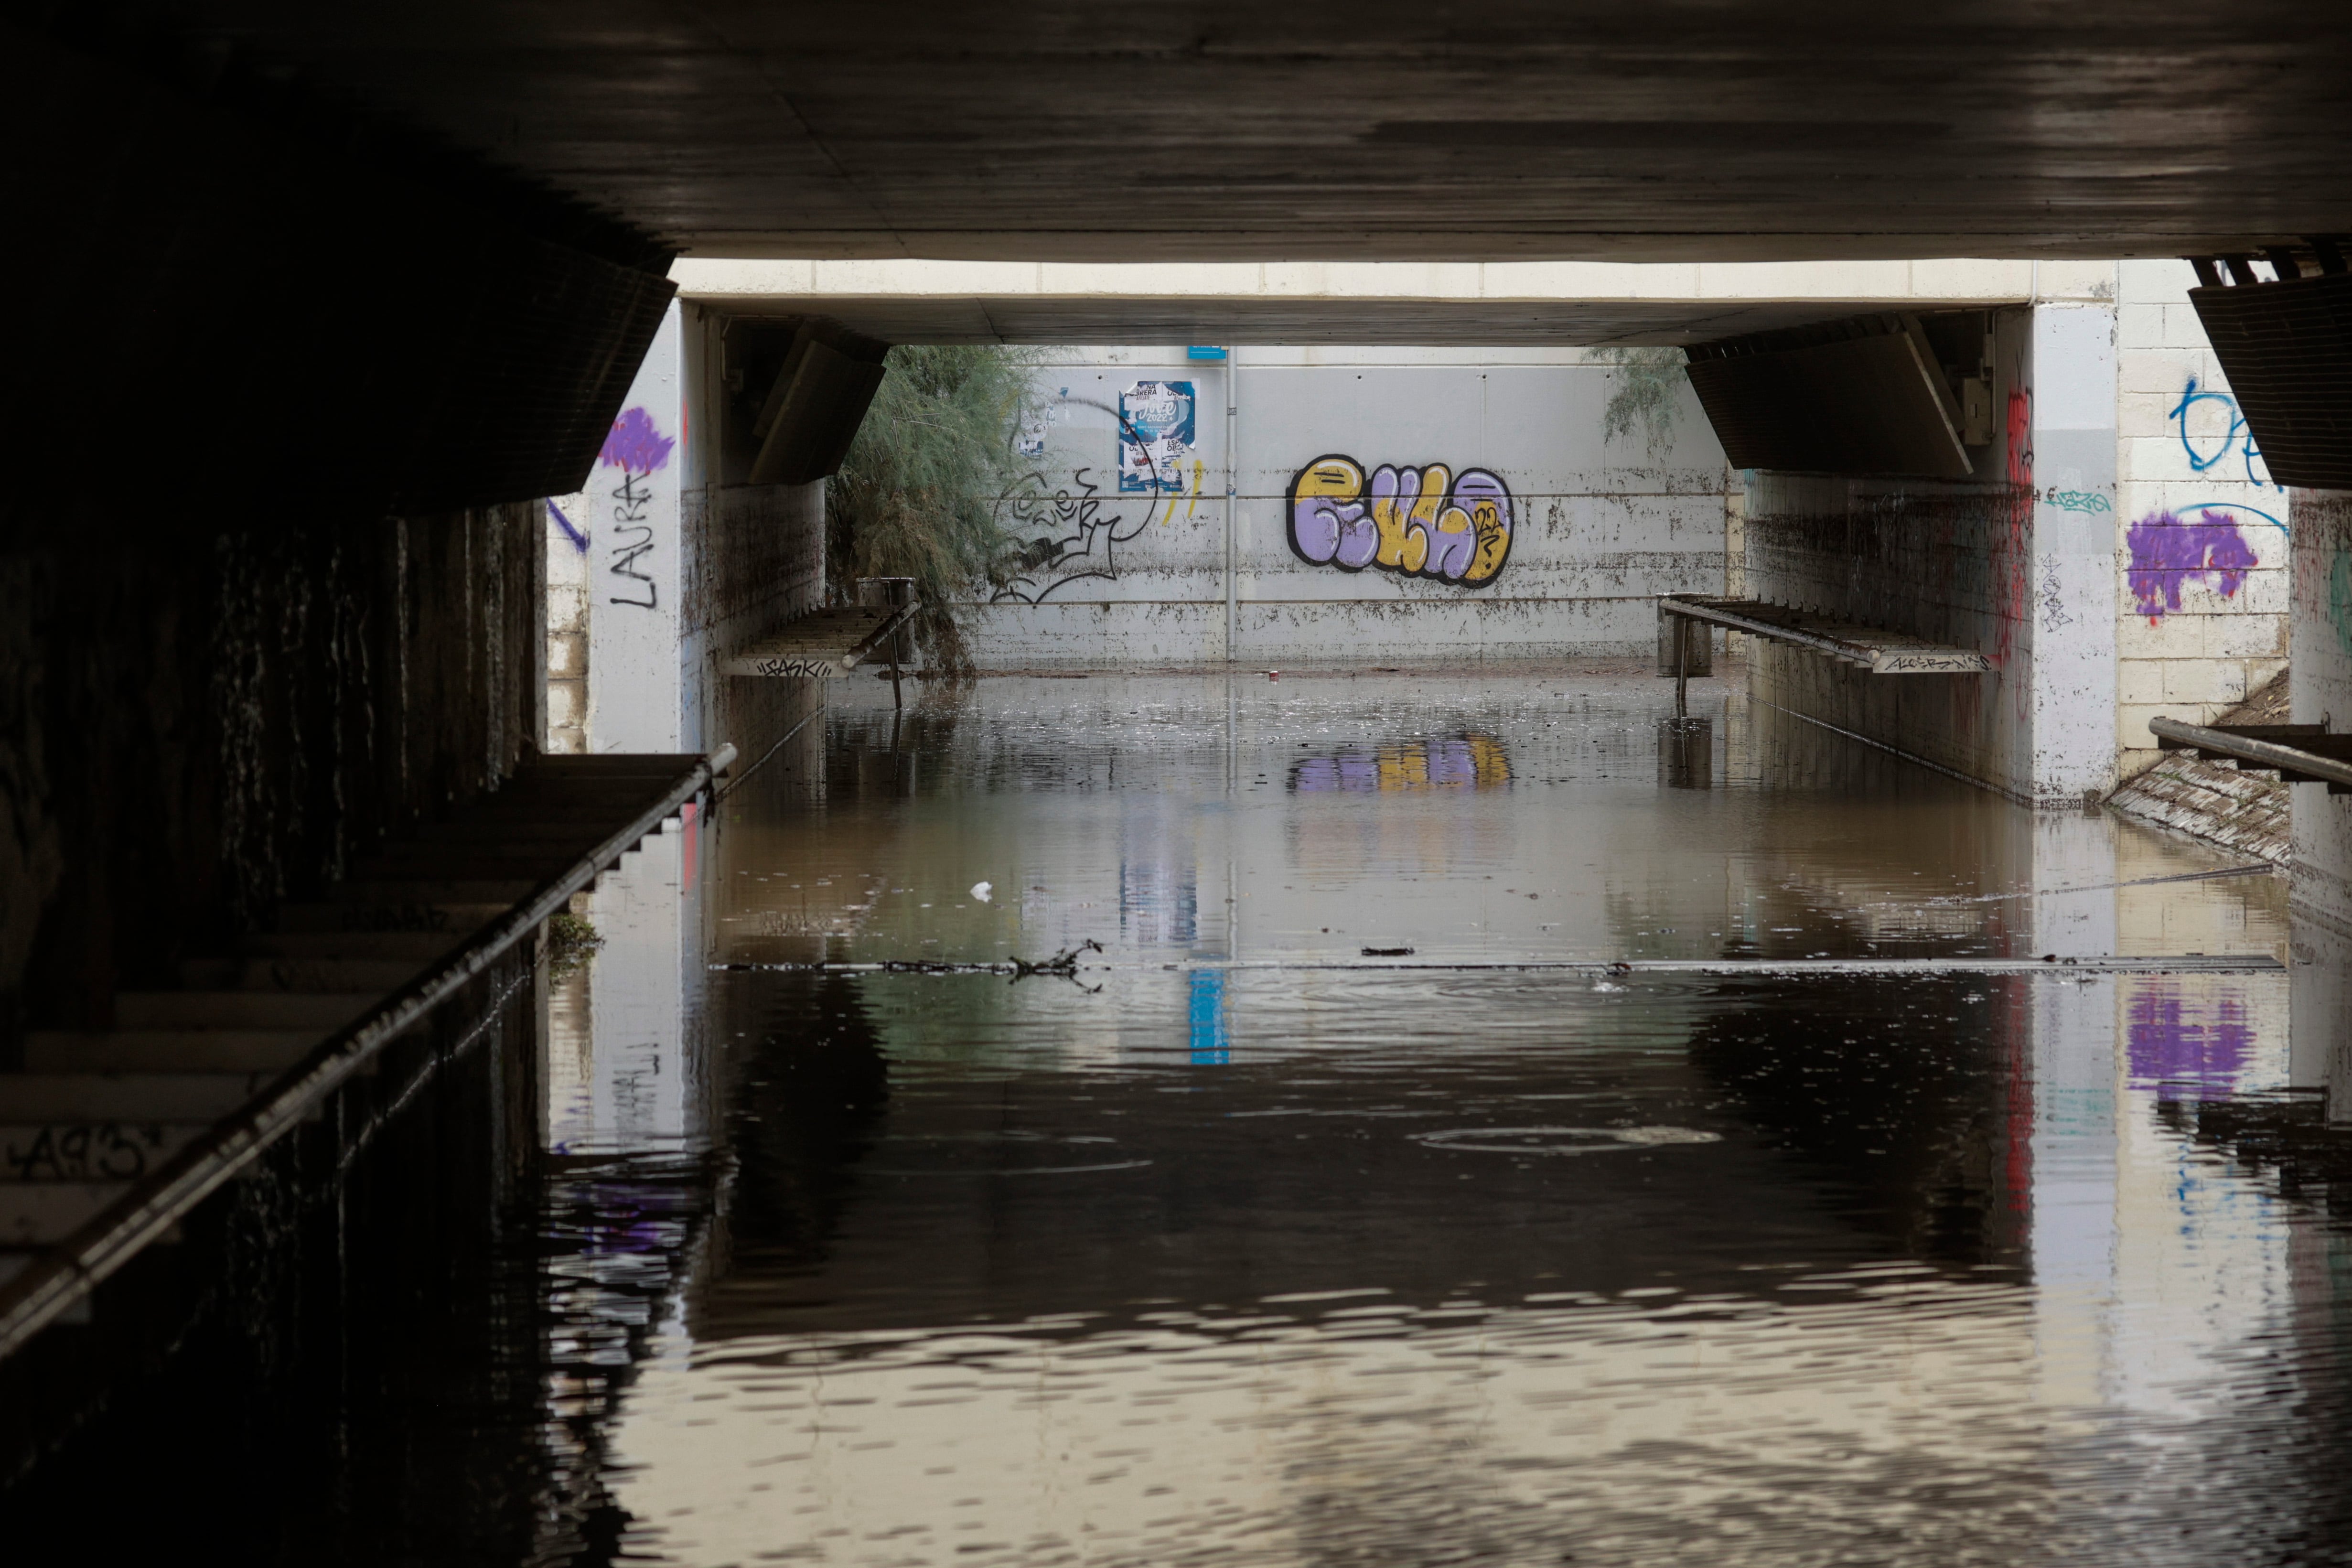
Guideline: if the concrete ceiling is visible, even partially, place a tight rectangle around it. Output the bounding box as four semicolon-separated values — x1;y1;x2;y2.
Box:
131;3;2352;262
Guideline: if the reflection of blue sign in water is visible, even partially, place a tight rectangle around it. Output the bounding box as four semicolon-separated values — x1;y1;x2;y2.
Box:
1119;379;1195;494
1189;969;1230;1065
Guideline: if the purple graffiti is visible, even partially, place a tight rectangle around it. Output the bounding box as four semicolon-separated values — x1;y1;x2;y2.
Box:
2126;986;2251;1091
1286;454;1513;586
2126;509;2257;620
600;406;676;475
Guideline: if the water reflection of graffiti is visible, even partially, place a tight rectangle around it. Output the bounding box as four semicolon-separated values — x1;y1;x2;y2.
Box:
1289;733;1512;792
991;395;1180;604
1287;455;1513;586
2126;509;2258;620
2170;376;2274;490
2127;985;2250;1092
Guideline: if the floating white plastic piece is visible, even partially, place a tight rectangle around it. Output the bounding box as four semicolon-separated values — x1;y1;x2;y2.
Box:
971;881;993;902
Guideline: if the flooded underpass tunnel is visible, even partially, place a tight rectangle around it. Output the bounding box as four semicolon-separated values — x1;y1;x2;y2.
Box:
29;6;2352;1562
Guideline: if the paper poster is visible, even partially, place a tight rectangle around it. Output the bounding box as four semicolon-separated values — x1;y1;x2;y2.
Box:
1118;379;1196;494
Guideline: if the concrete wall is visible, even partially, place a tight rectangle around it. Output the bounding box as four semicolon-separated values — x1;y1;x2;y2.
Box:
2114;260;2290;778
558;301;828;763
0;504;545;1042
967;346;1729;667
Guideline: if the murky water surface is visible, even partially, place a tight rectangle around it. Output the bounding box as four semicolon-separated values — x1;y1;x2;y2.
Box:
53;669;2343;1564
514;671;2352;1567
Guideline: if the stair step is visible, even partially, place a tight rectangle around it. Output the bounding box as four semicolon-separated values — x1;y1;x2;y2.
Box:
0;1123;204;1182
345;854;583;882
242;930;465;963
26;1031;322;1074
179;957;423;993
116;992;377;1030
0;1074;276;1122
0;1183;134;1245
378;823;616;846
328;880;540;905
271;901;505;934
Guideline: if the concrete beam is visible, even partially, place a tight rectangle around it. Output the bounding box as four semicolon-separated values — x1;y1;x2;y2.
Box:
674;259;2115;345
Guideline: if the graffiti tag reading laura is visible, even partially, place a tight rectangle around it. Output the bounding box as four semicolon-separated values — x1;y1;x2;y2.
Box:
601;405;675;610
1287;455;1513;586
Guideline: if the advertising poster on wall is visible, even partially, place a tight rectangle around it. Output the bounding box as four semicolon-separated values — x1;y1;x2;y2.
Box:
1118;379;1195;493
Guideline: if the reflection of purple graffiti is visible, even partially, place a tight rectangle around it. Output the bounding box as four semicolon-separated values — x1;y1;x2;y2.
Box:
1288;455;1513;586
2126;986;2251;1091
1289;733;1512;792
2126;509;2258;621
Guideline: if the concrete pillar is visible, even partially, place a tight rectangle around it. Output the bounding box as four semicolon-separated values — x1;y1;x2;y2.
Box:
2028;303;2121;805
2290;492;2352;930
588;303;688;753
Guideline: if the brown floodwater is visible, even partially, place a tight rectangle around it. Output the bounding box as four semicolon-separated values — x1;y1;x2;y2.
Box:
22;668;2352;1566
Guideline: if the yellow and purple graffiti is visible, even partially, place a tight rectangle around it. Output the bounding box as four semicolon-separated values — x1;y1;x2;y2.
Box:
1287;455;1513;586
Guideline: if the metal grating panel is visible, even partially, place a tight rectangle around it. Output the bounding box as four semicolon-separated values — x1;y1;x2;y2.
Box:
2189;273;2352;491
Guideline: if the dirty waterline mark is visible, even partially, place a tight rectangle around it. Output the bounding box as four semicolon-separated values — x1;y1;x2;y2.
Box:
713;955;2284;977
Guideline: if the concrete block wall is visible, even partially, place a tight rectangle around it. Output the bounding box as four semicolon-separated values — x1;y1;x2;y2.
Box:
546;503;590;753
2113;259;2289;776
966;346;1729;667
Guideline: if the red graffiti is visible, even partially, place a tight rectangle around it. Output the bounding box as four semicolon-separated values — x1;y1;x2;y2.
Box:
1994;387;2033;674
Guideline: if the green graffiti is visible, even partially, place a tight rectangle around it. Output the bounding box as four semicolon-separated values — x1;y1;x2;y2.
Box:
2332;547;2352;664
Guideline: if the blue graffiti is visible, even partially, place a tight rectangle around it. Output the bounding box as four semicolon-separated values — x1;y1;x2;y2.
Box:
2171;500;2287;537
2169;377;2275;491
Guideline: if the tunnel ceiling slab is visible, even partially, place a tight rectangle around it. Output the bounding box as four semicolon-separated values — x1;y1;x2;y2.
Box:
81;3;2352;262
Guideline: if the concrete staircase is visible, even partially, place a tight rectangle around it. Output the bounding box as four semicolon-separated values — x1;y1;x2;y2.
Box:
0;754;709;1311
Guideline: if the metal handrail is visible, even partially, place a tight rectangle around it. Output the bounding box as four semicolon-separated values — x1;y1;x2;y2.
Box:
1657;593;1991;674
2150;715;2352;789
0;743;736;1358
1659;594;1877;666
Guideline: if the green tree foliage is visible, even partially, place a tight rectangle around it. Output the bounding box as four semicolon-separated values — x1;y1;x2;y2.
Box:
827;344;1041;674
1592;345;1691;460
